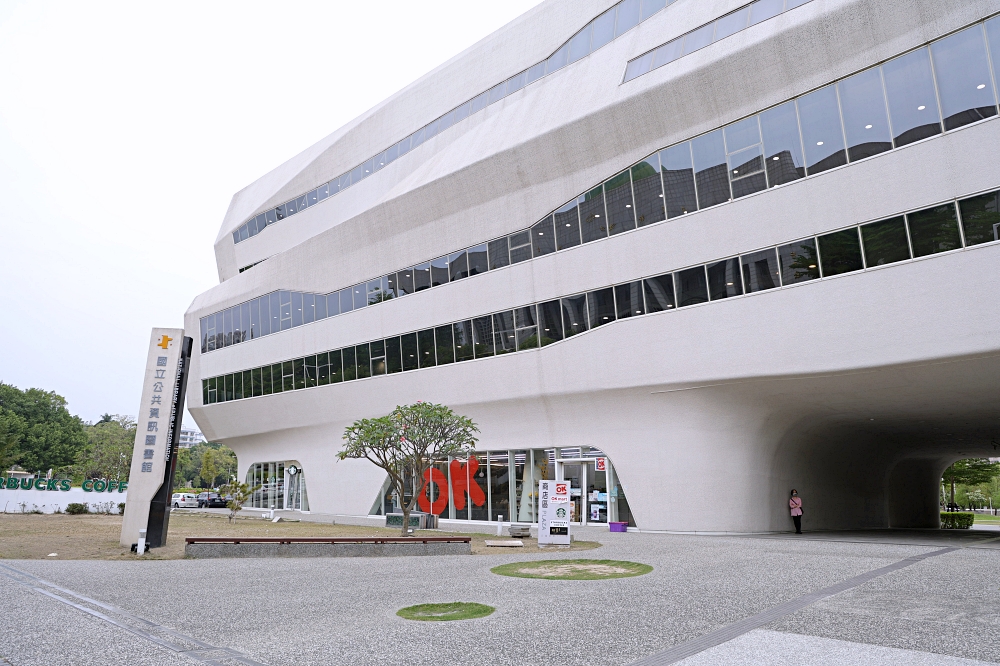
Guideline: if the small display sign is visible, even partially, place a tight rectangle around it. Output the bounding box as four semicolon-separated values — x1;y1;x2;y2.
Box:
538;480;571;546
595;457;607;472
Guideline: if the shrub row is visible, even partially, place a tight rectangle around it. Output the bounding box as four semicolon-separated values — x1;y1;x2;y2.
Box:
940;512;975;529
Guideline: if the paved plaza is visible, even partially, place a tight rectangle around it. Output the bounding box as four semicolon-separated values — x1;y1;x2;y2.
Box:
2;528;1000;665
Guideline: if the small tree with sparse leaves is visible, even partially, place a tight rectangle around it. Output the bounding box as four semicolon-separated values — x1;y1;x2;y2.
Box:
339;402;478;536
220;480;257;523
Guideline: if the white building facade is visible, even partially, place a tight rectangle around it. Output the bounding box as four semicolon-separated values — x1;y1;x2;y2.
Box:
186;0;1000;532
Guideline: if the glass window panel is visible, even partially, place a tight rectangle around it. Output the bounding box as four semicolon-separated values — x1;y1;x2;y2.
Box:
370;341;386;377
525;61;546;85
818;228;863;276
340;347;356;381
265;209;278;226
293;359;305;390
435;326;455;364
385;274;398;300
616;0;641;37
409;128;426;150
517;326;539;350
785;0;810;7
303;293;315;324
588;288;616;327
838;68;893;162
223;308;233;346
554;200;581;249
472;316;494;357
425;118;441;141
750;0;783;25
487;82;505;105
604;170;636;235
260;366;272;395
256;295;270;336
546;43;569;74
232;373;242;401
615;282;645;318
454;101;471;124
401;333;419;371
537;301;563;346
990;18;1000;96
274;203;286;221
246;219;258;238
661;143;698;217
641;0;667;20
489;452;510;522
270;364;282;393
430;256;449;286
354;344;371;379
592;8;616;51
675;266;709;306
882;48;942;147
514;305;536;330
740;249;781;292
250;299;260;339
304;355;318;388
316;183;330;202
449;250;469;281
643;274;676;312
728;146;766;198
385;337;402;374
779;239;820;284
631;155;666;227
509;230;532;264
532;216;556;256
330;176;343;194
269;296;281;336
562;295;589;337
708;258;743;299
240;302;251;342
652;39;683;71
385;143;399;166
328;349;343;383
907;204;962;257
282;361;294;392
798;85;847;175
624;53;652;82
580;187;607;243
691;130;730;208
861;216;910;266
454;321;475;362
724;115;762;153
467;244;488;275
306;189;319;207
493;311;516;354
959;190;1000;246
418;329;436;367
326;293;339;318
568;23;592;64
348;284;364;310
396;269;415;296
317;352;330;386
413;262;431;291
714;8;749;41
683;23;715;55
470;91;489;115
243;370;253;398
339;287;354;313
760;101;806;186
315;293;327;319
931;26;998;131
296;194;309;211
488;238;510;269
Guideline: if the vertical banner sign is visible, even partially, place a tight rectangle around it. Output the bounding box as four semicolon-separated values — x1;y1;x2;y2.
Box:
538;480;571;546
120;329;192;548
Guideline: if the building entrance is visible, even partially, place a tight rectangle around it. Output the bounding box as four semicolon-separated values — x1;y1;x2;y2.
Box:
556;458;611;525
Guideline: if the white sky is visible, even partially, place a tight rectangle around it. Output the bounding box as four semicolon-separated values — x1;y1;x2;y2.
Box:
0;0;544;427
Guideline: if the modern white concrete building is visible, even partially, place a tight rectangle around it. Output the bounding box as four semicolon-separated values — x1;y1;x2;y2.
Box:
185;0;1000;532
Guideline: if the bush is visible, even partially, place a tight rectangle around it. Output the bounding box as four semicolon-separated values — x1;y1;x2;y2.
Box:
118;502;126;516
941;512;974;529
65;503;89;515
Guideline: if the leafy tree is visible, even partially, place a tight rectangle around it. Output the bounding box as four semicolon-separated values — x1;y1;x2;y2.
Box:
942;458;1000;508
220;480;257;523
96;413;115;424
0;383;87;474
78;415;135;480
171;442;236;488
0;408;26;472
200;448;218;489
339;402;478;536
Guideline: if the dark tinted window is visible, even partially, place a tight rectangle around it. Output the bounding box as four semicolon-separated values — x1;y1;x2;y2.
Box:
725;116;766;198
631;154;666;227
604;170;636;235
838;68;892;162
304;356;317;388
509;230;532;264
861;217;910;266
798;85;847;175
473;316;494;357
554;199;581;250
818;228;863;276
675;266;708;306
778;239;820;284
661;144;698;217
493;311;516;354
488;238;510;269
271;364;283;392
562;295;589;337
454;321;475;362
261;366;273;395
370;340;386;376
708;258;743;299
449;250;469;281
329;350;343;383
930;26;997;131
643;274;675;311
588;288;616;327
354;345;371;379
740;249;780;292
396;269;414;296
468;244;489;275
430;256;449;286
317;352;330;385
435;325;454;364
907;204;962;257
417;329;436;367
580;187;607;243
413;262;431;291
958;190;1000;246
401;333;419;371
532;216;556;257
615;282;644;318
760;102;806;186
537;300;563;346
882;48;942;146
691;130;730;208
515;306;539;350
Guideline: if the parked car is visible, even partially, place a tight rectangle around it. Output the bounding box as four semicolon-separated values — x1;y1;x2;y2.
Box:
197;492;228;508
171;493;198;508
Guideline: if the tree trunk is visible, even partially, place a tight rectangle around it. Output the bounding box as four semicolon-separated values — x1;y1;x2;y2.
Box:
400;503;411;537
951;480;956;509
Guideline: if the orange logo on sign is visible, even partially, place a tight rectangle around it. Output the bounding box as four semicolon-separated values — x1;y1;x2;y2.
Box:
157;335;173;349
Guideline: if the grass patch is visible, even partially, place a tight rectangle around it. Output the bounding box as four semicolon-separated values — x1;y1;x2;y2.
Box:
397;602;495;621
491;559;652;580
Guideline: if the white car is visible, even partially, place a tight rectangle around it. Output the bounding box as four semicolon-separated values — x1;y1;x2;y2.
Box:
171;493;198;508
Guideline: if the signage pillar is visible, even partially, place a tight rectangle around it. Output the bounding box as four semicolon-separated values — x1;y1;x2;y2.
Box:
120;328;192;548
538;480;571;547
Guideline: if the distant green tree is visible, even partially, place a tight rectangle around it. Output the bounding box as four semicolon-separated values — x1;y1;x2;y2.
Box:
200;448;218;489
96;413;115;424
0;383;87;474
0;407;26;472
942;458;1000;508
78;415;135;481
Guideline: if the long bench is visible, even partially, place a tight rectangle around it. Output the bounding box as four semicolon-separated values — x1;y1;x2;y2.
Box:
184;536;472;559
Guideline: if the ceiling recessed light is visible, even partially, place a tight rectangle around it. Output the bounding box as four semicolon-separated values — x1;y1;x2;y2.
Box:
977;84;986;89
659;194;664;197
917;105;926;110
626;204;632;208
595;214;601;218
538;232;544;235
865;124;873;129
727;282;733;286
566;223;571;227
733;170;739;174
808;264;816;268
816;141;824;146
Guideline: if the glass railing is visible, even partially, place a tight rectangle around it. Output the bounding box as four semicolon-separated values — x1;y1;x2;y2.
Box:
230;0;677;245
202;188;1000;404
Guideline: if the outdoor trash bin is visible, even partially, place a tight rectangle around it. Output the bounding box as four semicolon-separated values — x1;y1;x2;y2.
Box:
609;522;628;533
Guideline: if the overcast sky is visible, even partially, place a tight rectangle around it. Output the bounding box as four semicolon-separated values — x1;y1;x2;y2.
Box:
0;0;543;427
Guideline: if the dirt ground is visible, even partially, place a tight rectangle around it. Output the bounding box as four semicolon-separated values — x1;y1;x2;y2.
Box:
0;511;600;560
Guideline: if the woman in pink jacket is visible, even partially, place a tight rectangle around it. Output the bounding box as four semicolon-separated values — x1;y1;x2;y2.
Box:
789;489;803;534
